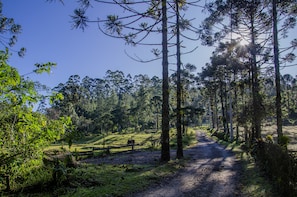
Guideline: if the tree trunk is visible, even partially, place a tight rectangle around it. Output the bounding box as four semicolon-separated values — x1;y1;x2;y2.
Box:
176;0;183;159
224;81;230;136
272;0;283;143
214;89;219;130
250;8;261;139
233;73;239;142
220;81;227;135
161;0;170;162
228;80;233;141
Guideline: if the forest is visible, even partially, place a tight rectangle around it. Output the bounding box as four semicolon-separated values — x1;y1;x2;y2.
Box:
1;0;297;196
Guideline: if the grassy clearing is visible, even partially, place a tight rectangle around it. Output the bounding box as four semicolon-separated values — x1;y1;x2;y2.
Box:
46;128;197;156
3;129;196;196
8;154;186;196
47;132;160;153
262;125;297;151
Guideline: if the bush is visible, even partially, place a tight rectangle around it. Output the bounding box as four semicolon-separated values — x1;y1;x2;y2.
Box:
211;131;229;141
0;159;52;192
279;135;290;147
253;141;297;196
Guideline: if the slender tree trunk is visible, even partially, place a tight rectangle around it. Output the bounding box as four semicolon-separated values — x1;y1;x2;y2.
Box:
209;97;214;129
161;0;170;162
219;81;227;134
272;0;283;143
214;88;219;130
156;112;159;132
233;74;239;142
182;88;186;134
224;81;230;136
176;0;183;159
250;9;261;139
228;79;233;141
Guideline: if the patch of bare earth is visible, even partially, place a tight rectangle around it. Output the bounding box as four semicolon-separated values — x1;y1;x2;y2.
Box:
83;131;243;197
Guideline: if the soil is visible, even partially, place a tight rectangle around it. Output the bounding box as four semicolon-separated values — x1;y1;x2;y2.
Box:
83;131;243;197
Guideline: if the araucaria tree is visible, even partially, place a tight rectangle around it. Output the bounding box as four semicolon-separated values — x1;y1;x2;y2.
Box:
65;0;171;162
200;0;297;143
0;2;25;56
54;0;201;162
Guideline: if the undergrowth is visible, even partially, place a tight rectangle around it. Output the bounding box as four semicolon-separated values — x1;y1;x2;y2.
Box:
3;160;185;197
2;128;195;196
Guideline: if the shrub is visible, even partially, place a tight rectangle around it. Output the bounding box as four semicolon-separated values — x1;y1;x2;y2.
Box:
279;135;290;148
211;131;228;141
265;135;273;143
253;141;297;196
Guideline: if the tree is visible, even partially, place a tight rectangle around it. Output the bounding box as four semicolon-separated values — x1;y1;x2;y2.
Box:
105;70;133;132
175;0;183;159
281;74;297;125
0;50;70;191
272;0;282;143
151;95;162;131
50;0;172;161
272;0;297;142
49;0;203;161
200;0;297;141
131;74;155;131
160;0;170;162
0;2;25;56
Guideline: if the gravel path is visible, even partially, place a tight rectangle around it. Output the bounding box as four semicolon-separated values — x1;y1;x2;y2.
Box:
132;131;242;197
83;131;243;197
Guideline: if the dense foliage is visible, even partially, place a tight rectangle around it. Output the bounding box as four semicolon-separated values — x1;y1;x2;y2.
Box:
46;64;297;146
253;140;297;196
48;68;204;137
0;51;71;191
199;0;297;144
0;0;296;195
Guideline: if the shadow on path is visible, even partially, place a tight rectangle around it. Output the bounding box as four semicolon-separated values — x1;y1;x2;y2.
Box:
131;131;242;197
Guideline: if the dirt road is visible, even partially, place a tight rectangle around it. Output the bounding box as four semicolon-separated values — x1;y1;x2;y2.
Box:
83;131;242;196
132;131;242;197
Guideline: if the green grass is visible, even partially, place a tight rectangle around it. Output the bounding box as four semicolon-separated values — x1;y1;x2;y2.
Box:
9;159;185;197
4;128;196;196
238;151;275;196
46;128;197;157
217;125;297;151
58;161;185;197
47;131;161;153
262;125;297;151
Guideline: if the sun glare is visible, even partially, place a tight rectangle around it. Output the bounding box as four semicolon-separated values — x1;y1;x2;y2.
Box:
239;38;250;46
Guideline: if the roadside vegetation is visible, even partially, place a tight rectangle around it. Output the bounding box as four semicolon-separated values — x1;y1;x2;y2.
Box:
5;160;185;197
4;124;297;197
1;0;297;196
1;128;197;196
206;125;297;197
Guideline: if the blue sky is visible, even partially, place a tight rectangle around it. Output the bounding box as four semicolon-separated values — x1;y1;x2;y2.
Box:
2;1;297;89
2;0;211;89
